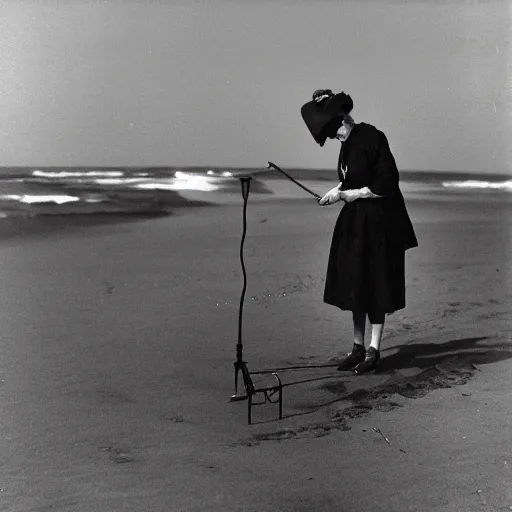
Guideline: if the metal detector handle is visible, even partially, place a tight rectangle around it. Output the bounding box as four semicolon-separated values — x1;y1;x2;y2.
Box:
240;176;251;200
267;161;321;199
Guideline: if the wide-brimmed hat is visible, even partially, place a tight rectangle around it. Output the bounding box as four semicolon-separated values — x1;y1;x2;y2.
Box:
300;91;353;146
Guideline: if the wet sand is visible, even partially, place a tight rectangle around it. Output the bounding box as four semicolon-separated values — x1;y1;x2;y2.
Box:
0;184;511;511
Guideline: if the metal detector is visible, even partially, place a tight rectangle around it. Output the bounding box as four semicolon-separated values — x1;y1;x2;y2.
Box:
229;165;339;424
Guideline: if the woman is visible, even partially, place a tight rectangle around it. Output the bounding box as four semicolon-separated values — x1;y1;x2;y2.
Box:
301;89;418;374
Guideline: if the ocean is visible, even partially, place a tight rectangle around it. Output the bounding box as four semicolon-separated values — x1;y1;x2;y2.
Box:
0;166;510;218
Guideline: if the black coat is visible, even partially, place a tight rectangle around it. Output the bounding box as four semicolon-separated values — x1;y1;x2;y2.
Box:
323;123;418;315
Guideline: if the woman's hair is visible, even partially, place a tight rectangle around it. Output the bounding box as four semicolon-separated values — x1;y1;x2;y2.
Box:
312;89;334;103
311;89;355;125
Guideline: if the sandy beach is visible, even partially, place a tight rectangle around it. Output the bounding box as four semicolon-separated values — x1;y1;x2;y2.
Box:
0;179;511;511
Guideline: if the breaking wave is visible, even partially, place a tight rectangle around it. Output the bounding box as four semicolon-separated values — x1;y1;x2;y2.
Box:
0;167;261;218
441;179;512;191
0;167;510;219
32;170;125;178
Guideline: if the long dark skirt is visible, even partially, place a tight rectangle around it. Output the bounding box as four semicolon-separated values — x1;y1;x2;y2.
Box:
323;201;406;316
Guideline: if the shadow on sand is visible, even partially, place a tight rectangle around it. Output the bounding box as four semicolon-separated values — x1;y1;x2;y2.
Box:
243;336;512;442
377;336;512;373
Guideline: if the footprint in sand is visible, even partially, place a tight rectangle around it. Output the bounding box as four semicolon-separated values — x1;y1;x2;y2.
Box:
334;402;374;419
478;311;506;320
99;446;133;464
166;414;185;423
371;397;403;412
440;308;461;317
242;356;479;444
251;421;351;443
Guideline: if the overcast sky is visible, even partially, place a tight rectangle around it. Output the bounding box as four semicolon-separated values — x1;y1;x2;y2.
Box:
0;0;510;172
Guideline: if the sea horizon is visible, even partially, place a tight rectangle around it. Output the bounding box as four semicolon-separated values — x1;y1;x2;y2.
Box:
0;165;510;220
1;165;511;181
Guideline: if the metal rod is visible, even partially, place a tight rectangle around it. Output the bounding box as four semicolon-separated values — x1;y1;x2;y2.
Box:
267;161;321;199
230;177;252;401
238;177;250;351
252;363;339;374
273;373;283;420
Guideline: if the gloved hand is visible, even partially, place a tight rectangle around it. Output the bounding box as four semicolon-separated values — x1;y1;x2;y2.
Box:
318;186;345;206
341;189;361;202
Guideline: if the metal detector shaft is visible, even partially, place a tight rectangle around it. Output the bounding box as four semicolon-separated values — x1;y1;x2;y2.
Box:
230;176;252;402
267;161;321;199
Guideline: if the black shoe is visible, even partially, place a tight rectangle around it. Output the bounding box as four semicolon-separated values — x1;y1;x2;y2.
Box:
337;343;366;371
353;347;380;374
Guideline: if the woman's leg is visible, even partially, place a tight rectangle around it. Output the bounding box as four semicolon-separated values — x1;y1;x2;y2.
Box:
353;309;366;346
368;311;385;350
353;311;384;374
337;310;367;370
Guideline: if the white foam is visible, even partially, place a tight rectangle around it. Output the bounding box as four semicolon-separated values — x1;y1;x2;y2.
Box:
168;171;219;191
135;179;217;192
1;194;80;204
175;171;193;179
32;170;124;178
93;178;144;185
441;179;512;191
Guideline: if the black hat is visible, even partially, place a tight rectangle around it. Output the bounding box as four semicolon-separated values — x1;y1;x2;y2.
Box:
301;91;353;146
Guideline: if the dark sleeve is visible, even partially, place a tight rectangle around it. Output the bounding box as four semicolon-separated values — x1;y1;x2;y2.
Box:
368;131;400;197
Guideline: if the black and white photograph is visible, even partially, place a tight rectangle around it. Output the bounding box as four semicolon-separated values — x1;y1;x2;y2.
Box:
0;1;510;510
